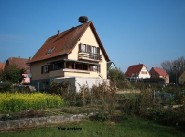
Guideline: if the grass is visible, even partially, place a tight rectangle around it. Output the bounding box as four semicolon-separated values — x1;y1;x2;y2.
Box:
0;116;184;137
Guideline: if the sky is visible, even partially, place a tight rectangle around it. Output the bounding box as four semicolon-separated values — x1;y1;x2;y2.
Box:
0;0;185;72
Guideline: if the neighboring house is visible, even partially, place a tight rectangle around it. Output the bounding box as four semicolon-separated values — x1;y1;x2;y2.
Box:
6;57;30;84
0;62;5;72
149;67;169;84
125;64;150;81
0;62;5;82
179;71;185;85
29;19;110;92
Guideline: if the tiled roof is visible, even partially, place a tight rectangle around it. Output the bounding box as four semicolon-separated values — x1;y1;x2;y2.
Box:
0;62;5;71
125;64;144;77
149;67;168;77
29;21;110;63
6;57;30;73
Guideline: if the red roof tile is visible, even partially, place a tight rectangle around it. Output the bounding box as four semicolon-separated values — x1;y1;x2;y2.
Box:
29;21;110;63
6;57;30;73
149;67;168;77
125;64;144;77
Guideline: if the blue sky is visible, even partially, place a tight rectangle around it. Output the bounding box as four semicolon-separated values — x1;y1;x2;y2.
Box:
0;0;185;71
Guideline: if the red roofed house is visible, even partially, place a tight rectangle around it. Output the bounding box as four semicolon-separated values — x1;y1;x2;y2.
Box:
125;64;150;81
6;57;30;84
0;62;5;72
29;18;110;91
149;67;169;84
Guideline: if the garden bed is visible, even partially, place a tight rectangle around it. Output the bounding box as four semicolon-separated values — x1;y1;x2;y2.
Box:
0;93;63;113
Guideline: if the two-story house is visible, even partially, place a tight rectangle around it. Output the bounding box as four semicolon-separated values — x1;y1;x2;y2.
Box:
125;64;150;81
149;67;169;84
29;19;110;91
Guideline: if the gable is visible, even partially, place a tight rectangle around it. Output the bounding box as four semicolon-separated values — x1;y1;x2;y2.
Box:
81;26;100;46
125;64;144;77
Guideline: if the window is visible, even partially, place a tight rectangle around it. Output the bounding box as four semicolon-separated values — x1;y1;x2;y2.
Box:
49;61;64;71
92;66;98;71
79;43;100;54
141;71;147;74
80;44;86;52
89;65;101;72
41;65;49;74
79;43;102;60
87;45;91;53
47;47;55;54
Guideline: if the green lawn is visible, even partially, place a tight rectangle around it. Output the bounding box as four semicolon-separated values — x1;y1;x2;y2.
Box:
0;117;184;137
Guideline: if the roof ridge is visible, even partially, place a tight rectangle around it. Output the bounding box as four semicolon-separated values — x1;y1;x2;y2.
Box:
8;57;29;60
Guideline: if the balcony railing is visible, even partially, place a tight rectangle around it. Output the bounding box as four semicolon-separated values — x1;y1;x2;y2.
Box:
78;52;102;61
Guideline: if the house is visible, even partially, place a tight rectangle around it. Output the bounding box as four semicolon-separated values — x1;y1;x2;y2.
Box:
125;64;150;81
149;67;169;84
179;71;185;85
0;62;5;82
5;57;30;84
0;62;5;72
29;18;110;92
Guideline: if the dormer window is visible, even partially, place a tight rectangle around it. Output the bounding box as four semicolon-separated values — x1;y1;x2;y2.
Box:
47;47;55;54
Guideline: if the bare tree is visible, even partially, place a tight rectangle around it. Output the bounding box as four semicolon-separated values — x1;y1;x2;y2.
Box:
161;56;185;83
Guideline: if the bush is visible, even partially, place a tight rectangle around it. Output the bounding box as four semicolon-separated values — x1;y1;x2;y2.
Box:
0;93;63;113
0;82;12;92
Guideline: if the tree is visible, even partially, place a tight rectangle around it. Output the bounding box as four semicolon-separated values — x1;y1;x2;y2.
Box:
161;56;185;83
0;70;3;82
108;68;125;81
1;65;25;83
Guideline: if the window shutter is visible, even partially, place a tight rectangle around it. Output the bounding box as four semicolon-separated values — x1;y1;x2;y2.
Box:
79;44;81;52
97;47;100;55
98;65;101;73
87;45;91;53
41;66;44;74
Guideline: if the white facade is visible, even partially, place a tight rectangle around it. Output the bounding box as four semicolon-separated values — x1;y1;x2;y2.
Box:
138;66;150;79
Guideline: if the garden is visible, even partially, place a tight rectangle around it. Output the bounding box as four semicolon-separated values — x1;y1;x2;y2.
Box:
0;77;185;136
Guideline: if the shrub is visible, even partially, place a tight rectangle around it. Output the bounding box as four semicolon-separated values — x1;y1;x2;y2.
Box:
0;82;12;92
0;93;63;113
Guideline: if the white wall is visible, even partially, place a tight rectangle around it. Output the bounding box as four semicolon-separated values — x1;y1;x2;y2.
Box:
75;77;109;92
138;66;150;79
54;77;109;93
